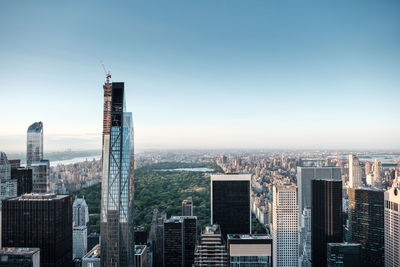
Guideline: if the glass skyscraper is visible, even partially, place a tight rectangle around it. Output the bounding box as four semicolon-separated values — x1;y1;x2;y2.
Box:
100;81;135;267
26;122;43;167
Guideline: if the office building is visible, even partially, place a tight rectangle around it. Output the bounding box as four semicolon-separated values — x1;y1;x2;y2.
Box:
194;225;228;267
312;179;343;267
227;234;272;267
82;244;100;267
135;245;148;267
297;167;341;266
31;160;49;193
73;197;89;227
8;160;21;168
182;196;193;216
384;180;400;267
272;183;298;267
374;159;382;186
149;209;166;267
0;247;40;267
211;174;251;239
1;193;72;267
100;82;135;266
134;226;147;245
348;188;384;266
73;226;88;259
349;154;362;188
327;243;361;267
26;122;43;167
11;167;32;196
163;216;197;267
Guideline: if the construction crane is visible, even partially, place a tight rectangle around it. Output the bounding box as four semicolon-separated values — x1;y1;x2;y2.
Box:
100;60;111;83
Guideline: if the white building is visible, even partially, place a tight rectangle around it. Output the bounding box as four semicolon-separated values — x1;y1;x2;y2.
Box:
349;154;362;188
272;183;298;267
73;226;88;259
366;172;375;187
384;179;400;267
73;197;89;227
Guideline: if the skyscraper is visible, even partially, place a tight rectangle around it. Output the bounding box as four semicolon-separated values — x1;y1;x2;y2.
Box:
211;174;251;239
1;193;72;267
384;180;400;267
73;197;89;260
182;196;193;216
347;188;384;266
272;183;298;267
163;216;197;267
73;197;89;227
373;159;382;187
73;226;88;259
0;248;40;267
100;81;135;267
297;167;341;266
227;234;272;267
31;160;49;193
149;209;167;267
349;154;362;188
194;225;228;267
311;179;343;267
0;152;17;208
11;167;33;196
26;122;43;167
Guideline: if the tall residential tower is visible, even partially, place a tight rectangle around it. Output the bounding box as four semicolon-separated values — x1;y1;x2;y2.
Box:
349;154;362;188
100;81;135;266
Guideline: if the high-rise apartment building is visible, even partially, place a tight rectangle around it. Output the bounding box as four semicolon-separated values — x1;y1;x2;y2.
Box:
349;154;362;188
26;122;43;167
272;183;298;267
311;179;343;267
0;248;40;267
348;188;384;266
384;180;400;267
374;159;382;186
211;174;251;239
2;193;72;267
163;216;197;267
227;234;272;267
100;82;135;266
327;243;361;267
194;225;228;267
182;196;193;216
149;209;166;267
297;167;341;266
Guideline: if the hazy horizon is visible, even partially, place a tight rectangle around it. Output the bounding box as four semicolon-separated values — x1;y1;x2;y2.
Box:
1;1;400;152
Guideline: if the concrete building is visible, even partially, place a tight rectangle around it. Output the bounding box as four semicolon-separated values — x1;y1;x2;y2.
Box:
272;183;298;267
227;234;272;267
194;225;228;267
73;197;89;227
73;226;88;260
0;247;40;267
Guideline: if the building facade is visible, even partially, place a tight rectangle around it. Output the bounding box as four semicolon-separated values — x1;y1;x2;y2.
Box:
163;216;197;267
0;152;17;209
211;174;251;239
82;244;100;267
73;226;88;260
31;160;49;193
100;82;135;267
327;243;361;267
1;194;72;267
349;154;362;188
73;197;89;227
11;167;32;196
384;180;400;267
135;245;148;267
227;234;272;267
149;209;166;267
194;225;228;267
182;196;193;216
347;188;384;266
272;183;298;267
312;179;343;267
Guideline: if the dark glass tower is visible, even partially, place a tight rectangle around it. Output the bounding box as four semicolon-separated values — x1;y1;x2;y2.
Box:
311;179;343;267
163;216;197;267
100;82;135;267
327;243;361;267
1;194;72;267
11;167;33;196
347;188;384;266
211;174;251;239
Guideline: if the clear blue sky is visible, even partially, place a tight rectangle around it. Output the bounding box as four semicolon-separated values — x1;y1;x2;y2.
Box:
1;0;399;152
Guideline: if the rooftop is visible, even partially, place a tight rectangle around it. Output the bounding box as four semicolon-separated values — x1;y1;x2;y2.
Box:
327;242;361;247
211;174;251;181
0;247;40;256
227;234;272;240
83;244;100;259
135;245;146;255
9;193;70;201
27;122;43;133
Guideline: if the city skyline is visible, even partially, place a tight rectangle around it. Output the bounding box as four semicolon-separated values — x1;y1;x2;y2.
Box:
1;1;400;152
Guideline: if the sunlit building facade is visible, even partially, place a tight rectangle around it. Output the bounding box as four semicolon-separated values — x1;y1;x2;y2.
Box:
384;180;400;267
